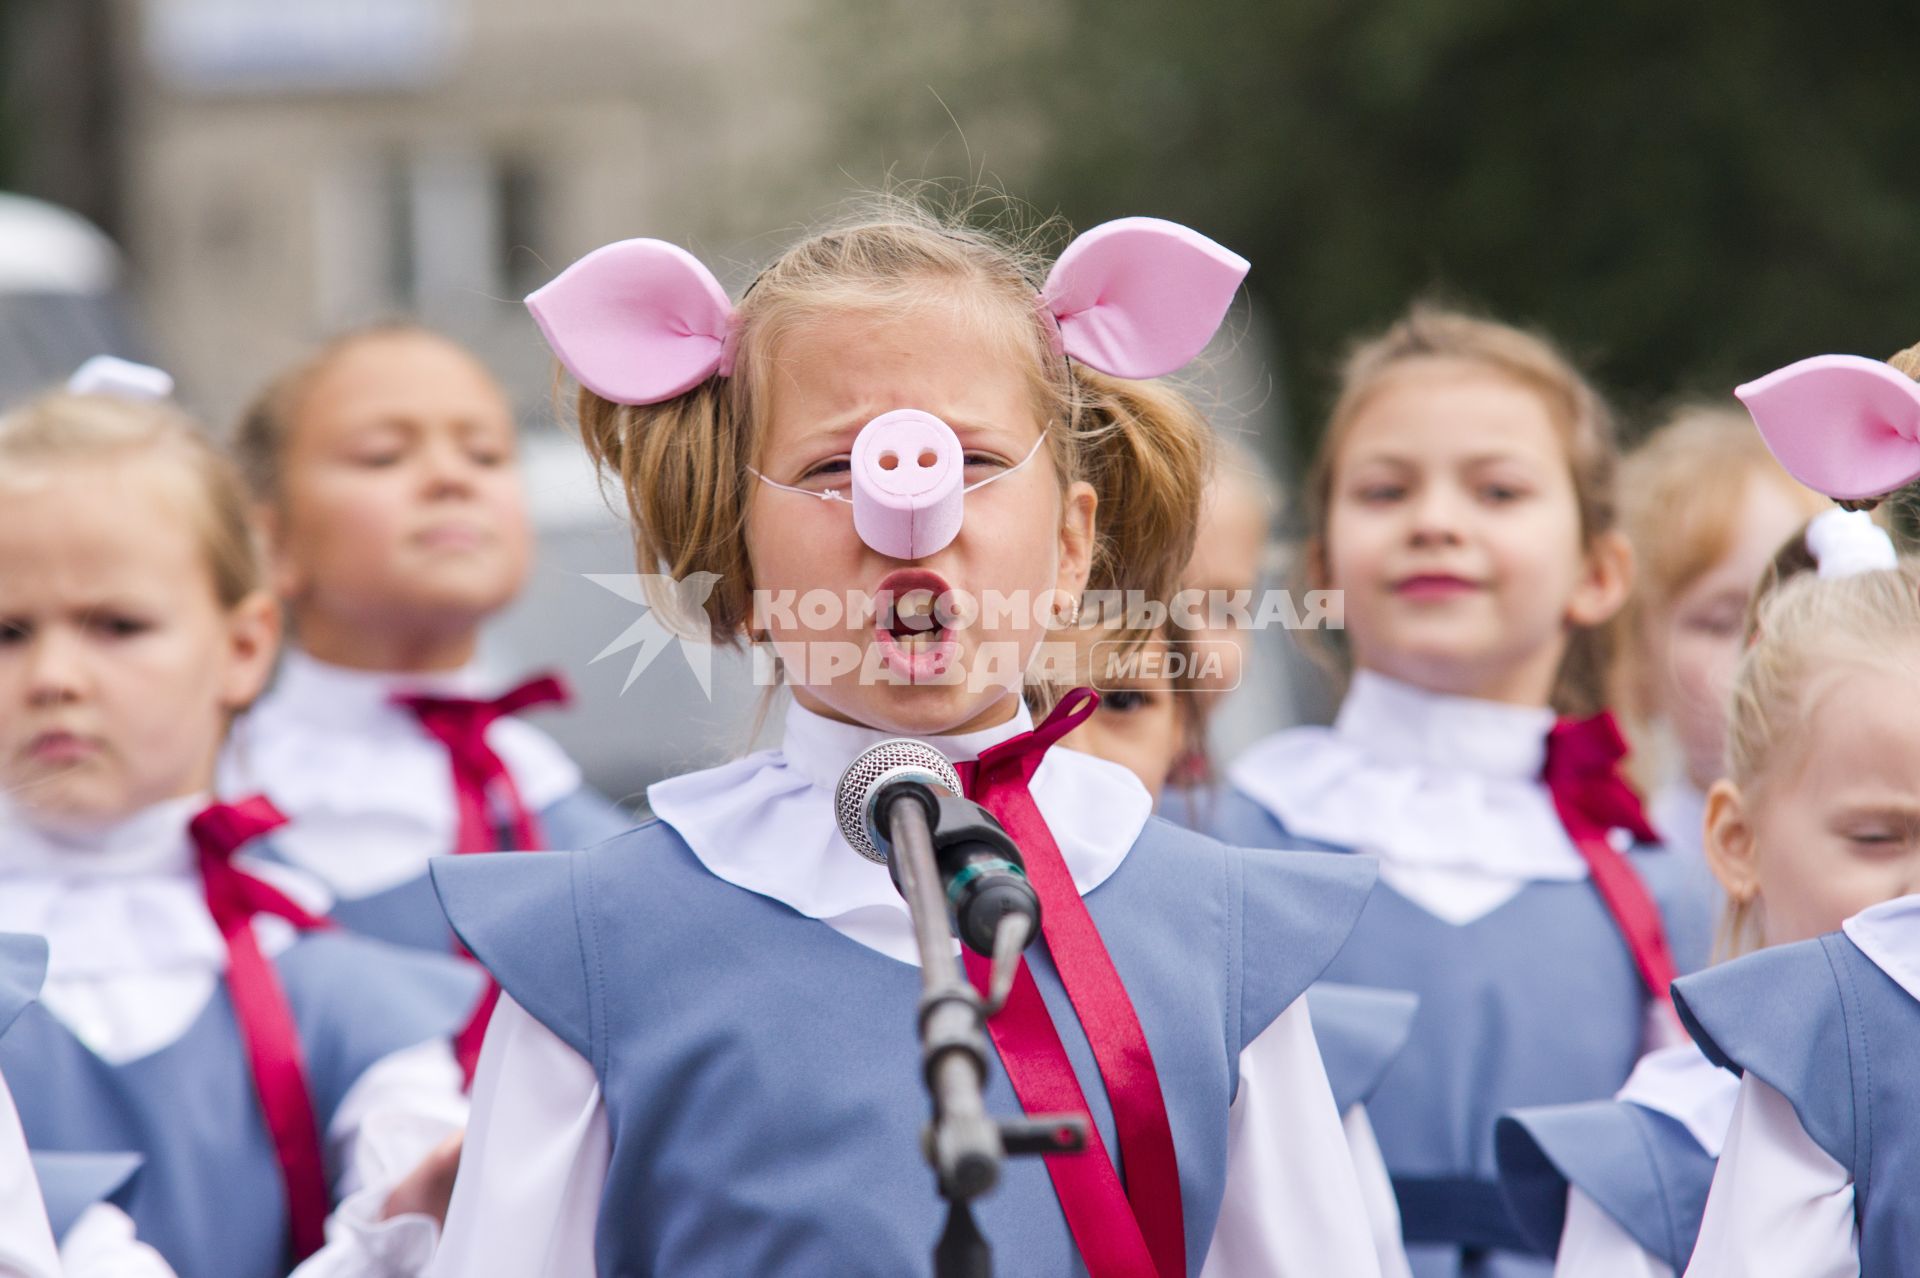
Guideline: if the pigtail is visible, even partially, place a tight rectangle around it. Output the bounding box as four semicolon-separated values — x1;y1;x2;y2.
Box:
572;378;756;646
1870;343;1920;525
1068;367;1214;647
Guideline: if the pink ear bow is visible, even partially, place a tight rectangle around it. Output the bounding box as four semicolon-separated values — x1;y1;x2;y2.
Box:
1039;216;1250;379
1736;354;1920;502
525;239;735;406
525;217;1250;405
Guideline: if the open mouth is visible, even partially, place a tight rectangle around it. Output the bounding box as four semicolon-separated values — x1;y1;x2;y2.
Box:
874;569;959;680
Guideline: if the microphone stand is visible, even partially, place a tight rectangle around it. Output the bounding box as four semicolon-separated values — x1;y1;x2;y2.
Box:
882;789;1087;1278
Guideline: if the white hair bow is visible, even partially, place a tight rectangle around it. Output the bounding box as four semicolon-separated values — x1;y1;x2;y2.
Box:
1806;507;1898;579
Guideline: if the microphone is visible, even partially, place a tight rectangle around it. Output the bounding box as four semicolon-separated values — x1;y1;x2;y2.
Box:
834;739;1042;1007
831;738;1089;1235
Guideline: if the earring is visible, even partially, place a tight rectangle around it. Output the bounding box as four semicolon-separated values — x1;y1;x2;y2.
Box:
1053;595;1082;628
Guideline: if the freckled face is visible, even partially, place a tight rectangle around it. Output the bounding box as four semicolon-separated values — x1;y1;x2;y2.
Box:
746;300;1094;736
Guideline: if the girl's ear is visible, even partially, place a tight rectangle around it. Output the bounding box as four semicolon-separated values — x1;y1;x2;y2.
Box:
1702;778;1760;905
1054;479;1098;602
1567;528;1634;628
220;589;283;713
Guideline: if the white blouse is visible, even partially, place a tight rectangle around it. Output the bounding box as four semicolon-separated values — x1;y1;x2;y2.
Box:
218;650;584;900
1229;670;1590;925
52;1200;177;1278
430;696;1392;1277
0;795;469;1277
1553;1043;1738;1278
1682;895;1920;1276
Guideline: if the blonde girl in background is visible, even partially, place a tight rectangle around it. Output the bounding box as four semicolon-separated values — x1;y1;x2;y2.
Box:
221;326;633;1077
1614;407;1827;866
1495;506;1901;1278
1212;305;1710;1277
223;326;631;955
0;380;479;1278
1669;344;1920;1276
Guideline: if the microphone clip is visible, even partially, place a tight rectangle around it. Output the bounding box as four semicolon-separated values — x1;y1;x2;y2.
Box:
873;781;1041;1013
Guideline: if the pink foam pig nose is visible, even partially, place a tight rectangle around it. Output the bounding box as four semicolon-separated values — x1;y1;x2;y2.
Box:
851;409;965;560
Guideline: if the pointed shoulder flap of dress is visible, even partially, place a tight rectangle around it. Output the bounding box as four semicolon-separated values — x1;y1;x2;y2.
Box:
31;1151;143;1242
1496;1100;1714;1272
1671;935;1858;1172
1305;982;1420;1114
275;931;488;1120
1231;841;1379;1053
0;933;48;1039
432;846;598;1067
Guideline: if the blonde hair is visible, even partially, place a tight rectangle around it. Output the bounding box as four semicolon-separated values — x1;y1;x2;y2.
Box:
233;321;482;502
1304;303;1622;714
0;391;263;608
1717;558;1920;954
572;197;1214;680
1614;406;1827;761
1842;341;1920;514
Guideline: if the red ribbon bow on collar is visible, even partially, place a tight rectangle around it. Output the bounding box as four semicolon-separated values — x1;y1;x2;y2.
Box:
191;796;333;1261
1540;711;1677;1009
393;673;570;1084
953;688;1187;1278
392;674;571;856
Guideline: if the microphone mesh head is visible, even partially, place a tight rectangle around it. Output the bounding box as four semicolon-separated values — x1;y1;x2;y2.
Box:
833;738;964;864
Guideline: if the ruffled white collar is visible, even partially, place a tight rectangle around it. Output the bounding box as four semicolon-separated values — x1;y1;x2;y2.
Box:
1843;894;1920;1006
219;649;583;898
1228;670;1588;924
0;794;316;1062
647;696;1154;965
0;792;204;880
1616;1042;1740;1156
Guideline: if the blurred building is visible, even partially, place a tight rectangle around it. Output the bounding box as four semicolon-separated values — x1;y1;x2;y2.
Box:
0;0;1069;799
123;0;869;425
3;0;1317;799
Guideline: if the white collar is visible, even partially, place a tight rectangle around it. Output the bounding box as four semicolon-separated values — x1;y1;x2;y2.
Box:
0;793;204;880
1228;670;1588;925
249;647;497;730
1332;670;1556;778
647;697;1155;965
1615;1042;1740;1156
0;794;318;1062
1843;894;1920;1006
219;648;583;898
